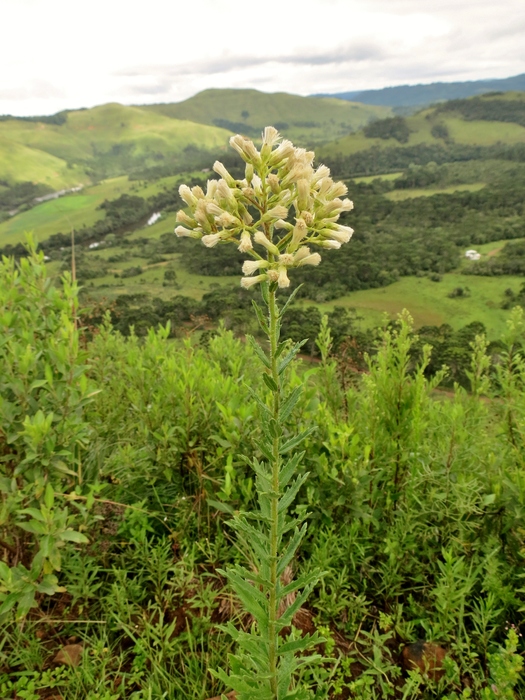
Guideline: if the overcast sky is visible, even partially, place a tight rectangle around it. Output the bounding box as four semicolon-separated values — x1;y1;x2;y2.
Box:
2;0;525;116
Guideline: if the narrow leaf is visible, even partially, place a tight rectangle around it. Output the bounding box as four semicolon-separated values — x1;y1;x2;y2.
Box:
278;340;308;376
279;284;303;318
280;386;303;423
262;373;278;392
279;427;316;454
277;523;307;576
251;301;269;335
247;334;271;369
278;473;309;513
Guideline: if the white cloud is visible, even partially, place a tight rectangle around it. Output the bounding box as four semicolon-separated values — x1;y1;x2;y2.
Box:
1;0;524;115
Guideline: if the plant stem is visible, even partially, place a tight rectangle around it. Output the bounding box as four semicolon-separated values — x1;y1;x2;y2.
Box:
268;284;281;698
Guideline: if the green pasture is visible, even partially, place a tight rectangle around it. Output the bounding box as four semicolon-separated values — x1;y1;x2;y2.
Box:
315;273;524;338
0;136;87;189
0;176;135;246
385;182;485;201
353;172;402;183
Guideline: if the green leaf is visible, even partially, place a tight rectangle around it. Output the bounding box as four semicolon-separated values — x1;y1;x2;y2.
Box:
278;635;318;656
247;334;271;369
280;386;303;423
277;523;307;577
59;530;89;544
279;452;304;490
279;284;303;318
251;301;269;335
278;340;307;376
262;373;278;392
18;520;47;535
278;473;309;513
207;498;235;515
44;483;54;509
279;427;316;454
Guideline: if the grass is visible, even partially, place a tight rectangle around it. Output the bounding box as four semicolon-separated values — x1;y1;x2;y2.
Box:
0;177;134;246
384;182;486;201
0;136;87;189
0;174;195;247
353;172;403;183
312;273;523;338
142;88;393;145
0;105;231;185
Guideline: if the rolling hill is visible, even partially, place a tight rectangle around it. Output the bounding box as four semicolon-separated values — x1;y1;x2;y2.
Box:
318;91;525;160
141;88;392;145
0;104;231;185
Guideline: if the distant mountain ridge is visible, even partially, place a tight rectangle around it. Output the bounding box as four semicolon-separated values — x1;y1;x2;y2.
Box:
318;73;525;108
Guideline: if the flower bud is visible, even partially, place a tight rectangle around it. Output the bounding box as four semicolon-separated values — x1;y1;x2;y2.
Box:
229;134;261;165
296;179;311;212
291;218;308;246
293;246;312;262
245;163;254;184
206;202;223;216
300;211;314;226
312;164;331;183
268;139;295;167
241;273;267;289
325;181;348;199
320;225;353;244
242;259;269;275
213;160;235;185
175;225;202;239
267;269;279;283
317;239;342;249
296;252;321;267
340;198;354;212
217;212;238;227
179;184;197;208
275;219;293;231
238;231;253;252
176;210;195;226
266;205;288;219
206;179;219;197
267;173;281;194
192;185;205;199
254;231;280;256
278;253;294;266
202;233;221;247
277;267;290;288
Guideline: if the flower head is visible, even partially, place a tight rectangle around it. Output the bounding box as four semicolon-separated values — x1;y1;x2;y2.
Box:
174;125;354;291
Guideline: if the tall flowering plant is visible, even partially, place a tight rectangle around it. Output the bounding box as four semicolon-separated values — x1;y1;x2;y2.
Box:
176;128;353;699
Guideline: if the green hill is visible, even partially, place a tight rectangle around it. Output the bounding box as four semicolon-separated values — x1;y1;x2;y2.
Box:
318;92;525;159
0;136;86;190
0;104;231;185
141;88;392;145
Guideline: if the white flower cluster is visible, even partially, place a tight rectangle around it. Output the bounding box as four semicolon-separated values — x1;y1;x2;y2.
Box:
175;126;354;289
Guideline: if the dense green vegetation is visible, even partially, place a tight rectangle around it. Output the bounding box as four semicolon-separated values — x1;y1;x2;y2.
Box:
2;251;525;698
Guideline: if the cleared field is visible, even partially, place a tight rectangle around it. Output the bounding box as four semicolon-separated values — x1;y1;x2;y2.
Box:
385;182;486;201
314;273;524;338
0;176;135;246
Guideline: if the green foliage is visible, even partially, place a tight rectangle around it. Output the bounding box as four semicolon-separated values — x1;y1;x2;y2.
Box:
364;116;411;143
0;240;92;618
